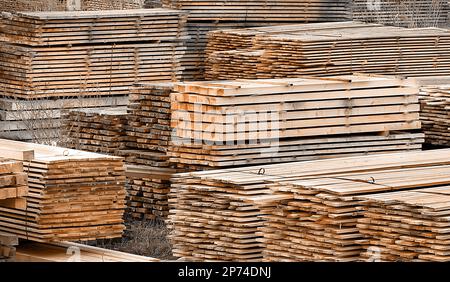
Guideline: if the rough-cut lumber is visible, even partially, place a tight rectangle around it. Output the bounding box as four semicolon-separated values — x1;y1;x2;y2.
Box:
205;22;450;80
418;82;450;146
0;0;146;12
0;9;187;99
15;241;159;262
169;149;450;261
352;0;449;28
0;159;28;211
0;9;187;46
162;0;351;22
161;1;351;80
126;165;177;220
0;96;128;144
63;107;129;155
122;83;178;220
357;186;450;262
0;139;126;242
169;75;423;170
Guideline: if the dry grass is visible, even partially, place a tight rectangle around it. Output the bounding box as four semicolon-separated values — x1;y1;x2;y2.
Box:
94;218;175;260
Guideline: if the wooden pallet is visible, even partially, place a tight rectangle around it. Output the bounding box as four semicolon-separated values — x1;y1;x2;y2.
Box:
168;149;450;261
161;0;351;22
205;22;450;80
0;96;128;144
169;74;423;170
352;0;449;28
15;241;159;262
0;139;127;242
357;186;450;262
0;232;18;261
63;107;129;155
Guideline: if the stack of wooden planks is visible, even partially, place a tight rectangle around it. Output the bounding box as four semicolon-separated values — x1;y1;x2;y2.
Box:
161;1;351;80
0;0;66;12
0;9;187;99
205;22;450;80
169;75;424;171
352;0;449;28
80;0;144;10
0;232;18;261
122;83;177;220
418;83;450;146
161;0;351;22
126;165;176;220
0;96;128;144
0;139;127;242
0;0;146;12
63;107;129;155
168;149;450;261
0;159;27;214
357;187;450;262
15;241;159;262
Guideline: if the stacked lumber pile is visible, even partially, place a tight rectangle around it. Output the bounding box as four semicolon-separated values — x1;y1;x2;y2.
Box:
0;96;128;144
205;22;450;80
0;0;146;12
0;139;127;242
16;241;159;262
169;75;423;171
0;9;187;99
162;0;351;21
81;0;144;10
357;187;450;262
0;0;66;12
352;0;449;28
419;84;450;146
168;149;450;261
0;232;18;262
126;165;176;220
0;159;27;214
162;0;351;80
122;83;176;220
62;107;129;155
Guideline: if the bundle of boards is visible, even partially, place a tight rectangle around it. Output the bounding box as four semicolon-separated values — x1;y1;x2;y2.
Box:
0;9;187;99
161;0;351;80
352;0;449;28
169;149;450;261
63;107;129;155
161;0;351;22
80;0;144;10
0;95;128;143
418;83;450;146
0;139;127;242
205;22;450;80
357;187;450;262
169;74;424;171
0;0;145;12
124;84;177;220
0;159;27;211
